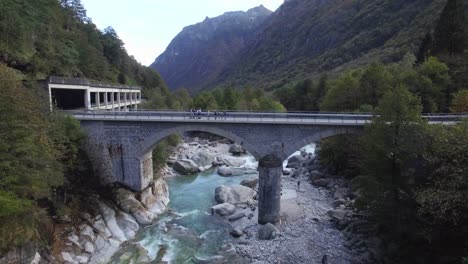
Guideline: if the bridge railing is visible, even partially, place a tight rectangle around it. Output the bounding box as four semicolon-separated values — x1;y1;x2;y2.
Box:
66;109;468;125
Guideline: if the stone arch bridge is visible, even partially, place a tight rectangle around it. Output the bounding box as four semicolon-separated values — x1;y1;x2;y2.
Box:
73;111;463;224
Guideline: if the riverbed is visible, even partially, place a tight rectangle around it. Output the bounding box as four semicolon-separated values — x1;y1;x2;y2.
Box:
109;167;254;263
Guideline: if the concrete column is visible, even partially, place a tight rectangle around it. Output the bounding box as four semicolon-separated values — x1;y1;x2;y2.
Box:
94;92;100;109
117;92;121;111
104;92;108;109
48;85;53;111
111;92;115;111
135;92;139;110
257;152;283;224
84;90;91;110
124;92;128;111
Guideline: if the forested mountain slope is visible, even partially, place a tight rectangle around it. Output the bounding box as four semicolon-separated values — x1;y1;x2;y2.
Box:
0;0;167;93
153;0;452;92
151;5;272;92
212;0;449;90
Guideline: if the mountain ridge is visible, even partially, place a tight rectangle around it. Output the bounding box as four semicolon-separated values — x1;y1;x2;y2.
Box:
151;5;272;91
152;0;449;92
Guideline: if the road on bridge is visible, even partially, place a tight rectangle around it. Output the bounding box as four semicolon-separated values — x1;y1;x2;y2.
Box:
70;110;466;126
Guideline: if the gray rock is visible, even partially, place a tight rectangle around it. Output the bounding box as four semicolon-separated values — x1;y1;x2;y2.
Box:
229;212;246;221
61;252;76;263
229;144;246;155
327;209;348;221
92;219;112;238
309;170;324;181
84;242;94;254
286;162;300;169
217;166;233;176
173;159;200;174
216;155;246;167
114;188;154;225
313;179;331;188
240;178;259;189
288;154;305;164
283;169;291;175
191;151;215;167
215;185;256;205
79;213;91;221
97;202;127;242
230;228;244;237
79;224;95;242
332;199;347;208
115;211;139;239
211;203;236;216
258;223;280;240
75;254;90;263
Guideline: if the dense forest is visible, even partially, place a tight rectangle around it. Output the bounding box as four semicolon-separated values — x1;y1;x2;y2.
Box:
310;1;468;262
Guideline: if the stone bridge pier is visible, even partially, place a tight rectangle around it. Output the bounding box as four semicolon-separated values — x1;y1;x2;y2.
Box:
80;120;360;224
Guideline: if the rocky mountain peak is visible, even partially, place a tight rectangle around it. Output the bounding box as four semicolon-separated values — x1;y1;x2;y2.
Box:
151;6;273;91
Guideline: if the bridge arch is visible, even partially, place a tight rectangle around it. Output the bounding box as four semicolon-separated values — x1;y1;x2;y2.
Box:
139;124;261;160
282;126;362;159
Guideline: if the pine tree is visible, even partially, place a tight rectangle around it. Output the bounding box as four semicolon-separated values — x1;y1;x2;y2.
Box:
354;84;427;238
416;33;433;63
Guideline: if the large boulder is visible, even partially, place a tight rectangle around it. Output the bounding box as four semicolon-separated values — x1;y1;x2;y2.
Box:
191;151;215;167
309;170;324;181
288;155;305;164
114;188;154;225
217;166;233;176
313;179;331;188
138;179;170;215
215;185;256;205
240;178;259;189
258;223;280;240
115;211;139;240
97;202;127;242
327;209;348;221
173;159;200;174
211;203;236;216
286;155;305;168
216;155;246;167
229;144;246;155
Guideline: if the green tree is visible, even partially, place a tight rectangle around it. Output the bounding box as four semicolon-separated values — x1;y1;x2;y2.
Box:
359;62;393;108
354;84;426;238
0;65;64;251
321;71;361;111
450;89;468;112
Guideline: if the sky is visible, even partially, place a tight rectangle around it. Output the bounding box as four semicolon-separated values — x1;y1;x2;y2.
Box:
81;0;284;66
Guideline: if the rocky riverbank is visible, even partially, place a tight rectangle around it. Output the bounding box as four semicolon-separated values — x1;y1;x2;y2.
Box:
205;143;383;263
54;176;169;264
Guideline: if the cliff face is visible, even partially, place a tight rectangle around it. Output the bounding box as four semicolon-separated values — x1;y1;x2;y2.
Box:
153;0;448;92
151;5;272;92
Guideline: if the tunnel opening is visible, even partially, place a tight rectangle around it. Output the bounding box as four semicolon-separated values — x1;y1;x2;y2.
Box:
51;88;85;110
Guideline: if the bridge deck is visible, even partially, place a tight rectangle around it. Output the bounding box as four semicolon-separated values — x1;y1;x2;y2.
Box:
70;111;467;126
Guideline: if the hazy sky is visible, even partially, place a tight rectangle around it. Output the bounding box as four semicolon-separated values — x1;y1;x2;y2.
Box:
81;0;283;66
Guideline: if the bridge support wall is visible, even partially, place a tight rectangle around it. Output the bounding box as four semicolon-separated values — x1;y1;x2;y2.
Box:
258;151;283;224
